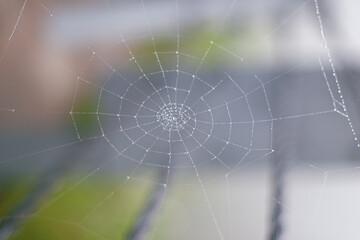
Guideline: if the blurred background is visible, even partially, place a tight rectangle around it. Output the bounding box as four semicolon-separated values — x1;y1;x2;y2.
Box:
1;0;360;239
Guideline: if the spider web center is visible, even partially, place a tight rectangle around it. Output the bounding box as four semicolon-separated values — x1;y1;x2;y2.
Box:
156;103;195;131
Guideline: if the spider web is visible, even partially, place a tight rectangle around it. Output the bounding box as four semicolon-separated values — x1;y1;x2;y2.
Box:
1;0;360;239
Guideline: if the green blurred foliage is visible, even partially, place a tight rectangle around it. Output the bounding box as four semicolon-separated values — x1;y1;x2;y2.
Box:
70;93;101;138
10;176;152;240
0;176;37;217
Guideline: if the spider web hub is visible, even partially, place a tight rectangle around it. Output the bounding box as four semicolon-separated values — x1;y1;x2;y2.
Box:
156;103;196;131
